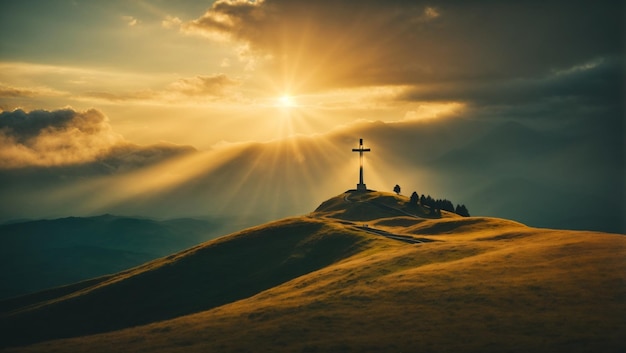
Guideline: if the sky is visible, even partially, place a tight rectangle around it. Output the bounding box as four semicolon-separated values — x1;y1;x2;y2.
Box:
0;0;624;232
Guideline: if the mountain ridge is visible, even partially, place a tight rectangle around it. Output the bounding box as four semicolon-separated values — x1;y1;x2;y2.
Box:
0;215;226;300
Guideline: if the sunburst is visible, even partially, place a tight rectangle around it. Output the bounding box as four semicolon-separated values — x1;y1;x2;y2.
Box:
278;95;297;107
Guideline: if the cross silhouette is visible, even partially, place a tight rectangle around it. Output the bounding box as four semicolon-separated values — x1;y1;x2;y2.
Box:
352;138;371;191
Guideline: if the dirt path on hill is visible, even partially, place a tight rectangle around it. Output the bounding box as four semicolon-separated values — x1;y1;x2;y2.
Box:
354;225;426;244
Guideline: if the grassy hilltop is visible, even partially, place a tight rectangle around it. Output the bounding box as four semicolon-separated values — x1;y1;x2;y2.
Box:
2;190;625;352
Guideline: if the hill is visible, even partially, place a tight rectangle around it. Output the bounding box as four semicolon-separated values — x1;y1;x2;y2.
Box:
1;190;625;352
0;215;224;299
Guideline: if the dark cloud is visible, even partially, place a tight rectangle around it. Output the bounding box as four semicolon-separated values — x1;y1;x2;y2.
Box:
400;56;624;108
186;0;624;159
0;108;195;168
0;108;113;142
186;0;623;90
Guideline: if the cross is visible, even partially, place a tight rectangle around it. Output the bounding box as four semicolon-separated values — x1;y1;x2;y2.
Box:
352;138;371;191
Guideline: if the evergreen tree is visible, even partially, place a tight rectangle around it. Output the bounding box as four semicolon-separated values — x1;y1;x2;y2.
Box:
409;191;419;206
455;204;470;217
425;195;434;208
440;199;455;213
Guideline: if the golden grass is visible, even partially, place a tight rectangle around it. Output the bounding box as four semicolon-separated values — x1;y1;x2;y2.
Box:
3;191;625;353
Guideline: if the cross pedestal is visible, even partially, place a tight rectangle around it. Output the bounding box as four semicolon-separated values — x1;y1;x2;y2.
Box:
352;138;371;191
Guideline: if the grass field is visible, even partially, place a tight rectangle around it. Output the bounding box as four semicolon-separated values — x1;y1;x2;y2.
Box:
2;190;625;352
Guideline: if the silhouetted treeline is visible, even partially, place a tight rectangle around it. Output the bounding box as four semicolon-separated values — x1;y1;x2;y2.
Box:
408;191;470;217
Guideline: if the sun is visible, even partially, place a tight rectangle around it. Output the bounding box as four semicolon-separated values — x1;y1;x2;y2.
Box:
278;95;297;107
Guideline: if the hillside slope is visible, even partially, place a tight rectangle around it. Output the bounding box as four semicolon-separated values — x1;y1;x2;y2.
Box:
2;190;625;352
0;215;376;348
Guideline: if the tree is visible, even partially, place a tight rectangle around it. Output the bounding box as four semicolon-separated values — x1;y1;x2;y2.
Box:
393;184;401;195
409;191;419;206
424;195;434;208
455;204;470;217
440;199;455;213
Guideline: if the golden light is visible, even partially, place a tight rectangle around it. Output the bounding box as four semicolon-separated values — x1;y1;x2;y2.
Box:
278;95;297;107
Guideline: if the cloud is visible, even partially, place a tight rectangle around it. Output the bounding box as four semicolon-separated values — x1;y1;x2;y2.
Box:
168;74;239;97
423;6;440;19
0;84;65;98
162;15;182;29
0;86;38;98
0;108;194;168
81;90;158;102
184;0;622;92
399;57;623;108
122;15;139;27
80;74;240;103
0;108;121;168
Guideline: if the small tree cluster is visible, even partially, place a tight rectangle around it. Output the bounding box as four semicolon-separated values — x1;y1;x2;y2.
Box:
408;191;470;217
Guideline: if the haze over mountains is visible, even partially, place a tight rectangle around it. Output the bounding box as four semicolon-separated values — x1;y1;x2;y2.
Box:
2;191;624;353
1;110;623;234
0;215;227;300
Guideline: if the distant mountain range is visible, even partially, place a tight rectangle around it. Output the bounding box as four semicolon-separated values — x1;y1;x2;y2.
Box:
2;190;624;352
0;215;225;300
